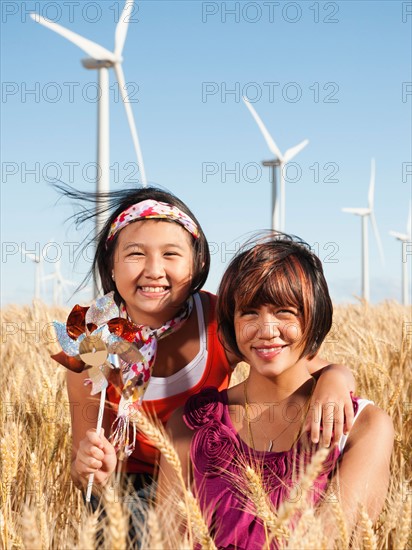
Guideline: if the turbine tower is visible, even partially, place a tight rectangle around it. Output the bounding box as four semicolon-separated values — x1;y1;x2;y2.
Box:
20;246;44;300
342;158;384;302
31;1;147;295
42;259;77;306
242;97;308;231
389;203;411;306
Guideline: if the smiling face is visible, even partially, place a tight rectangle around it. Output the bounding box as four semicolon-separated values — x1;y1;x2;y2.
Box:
112;219;194;326
234;303;305;378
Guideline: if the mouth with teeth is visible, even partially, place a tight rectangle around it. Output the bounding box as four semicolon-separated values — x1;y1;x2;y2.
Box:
253;345;287;359
138;286;170;294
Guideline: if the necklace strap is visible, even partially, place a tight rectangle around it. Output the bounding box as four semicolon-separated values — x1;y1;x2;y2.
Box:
243;378;316;453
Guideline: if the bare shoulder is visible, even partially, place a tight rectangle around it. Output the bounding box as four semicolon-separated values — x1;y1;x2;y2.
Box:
346;403;394;450
357;404;393;433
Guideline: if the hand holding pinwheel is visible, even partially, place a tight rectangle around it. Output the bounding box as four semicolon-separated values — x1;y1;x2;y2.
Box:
52;292;144;501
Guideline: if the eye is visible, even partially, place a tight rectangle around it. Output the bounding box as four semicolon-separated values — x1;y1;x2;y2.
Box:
276;308;299;319
239;309;258;318
164;251;180;257
127;251;144;257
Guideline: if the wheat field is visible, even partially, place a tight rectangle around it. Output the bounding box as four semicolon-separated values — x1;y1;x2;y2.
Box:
1;301;411;549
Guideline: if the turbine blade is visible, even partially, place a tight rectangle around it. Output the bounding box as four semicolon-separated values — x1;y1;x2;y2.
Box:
114;0;134;57
242;97;283;161
407;201;411;238
370;211;385;265
389;230;409;241
342;207;370;216
21;247;38;262
30;14;117;62
283;139;309;163
114;63;147;186
368;158;375;209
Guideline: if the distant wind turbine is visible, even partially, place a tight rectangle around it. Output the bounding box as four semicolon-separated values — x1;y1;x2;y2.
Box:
342;158;384;302
31;1;147;295
42;259;77;306
389;203;411;306
242;97;309;231
20;246;44;300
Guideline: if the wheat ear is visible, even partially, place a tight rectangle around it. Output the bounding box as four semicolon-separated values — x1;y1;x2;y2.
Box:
393;495;412;550
358;505;378;550
244;465;289;542
277;446;329;524
20;505;43;550
103;485;128;550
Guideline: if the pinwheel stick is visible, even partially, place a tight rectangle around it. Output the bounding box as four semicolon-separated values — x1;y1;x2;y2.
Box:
85;386;107;503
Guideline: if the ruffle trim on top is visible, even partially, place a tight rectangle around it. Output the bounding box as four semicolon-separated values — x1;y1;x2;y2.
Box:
184;386;347;550
184;386;225;429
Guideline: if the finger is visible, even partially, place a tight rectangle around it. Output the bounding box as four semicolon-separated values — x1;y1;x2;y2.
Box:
331;404;345;445
343;396;355;435
78;438;105;461
307;401;321;444
86;429;105;449
75;455;103;475
320;402;336;448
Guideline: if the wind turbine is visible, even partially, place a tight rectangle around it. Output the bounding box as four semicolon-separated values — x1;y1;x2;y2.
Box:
242;97;309;231
30;1;147;295
20;247;44;300
42;259;77;306
342;158;384;302
389;203;411;306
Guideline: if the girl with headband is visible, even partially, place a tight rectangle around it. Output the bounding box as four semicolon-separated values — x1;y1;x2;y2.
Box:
159;234;393;548
54;186;355;508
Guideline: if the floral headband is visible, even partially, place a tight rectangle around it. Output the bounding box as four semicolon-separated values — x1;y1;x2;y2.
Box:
106;199;200;245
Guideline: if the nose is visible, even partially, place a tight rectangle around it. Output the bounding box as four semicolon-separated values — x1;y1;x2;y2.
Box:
258;314;281;340
143;254;165;279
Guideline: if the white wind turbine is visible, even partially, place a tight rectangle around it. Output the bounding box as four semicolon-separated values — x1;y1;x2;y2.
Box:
342;158;384;302
389;203;411;306
42;259;77;306
20;246;44;300
30;1;147;296
242;97;309;231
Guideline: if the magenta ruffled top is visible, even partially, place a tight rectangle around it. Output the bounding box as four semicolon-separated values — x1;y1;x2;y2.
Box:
184;387;351;550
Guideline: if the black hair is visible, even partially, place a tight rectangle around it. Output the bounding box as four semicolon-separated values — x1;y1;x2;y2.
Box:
217;232;333;360
53;183;210;304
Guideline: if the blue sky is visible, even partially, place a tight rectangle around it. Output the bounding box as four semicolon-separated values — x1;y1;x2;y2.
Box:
1;0;411;306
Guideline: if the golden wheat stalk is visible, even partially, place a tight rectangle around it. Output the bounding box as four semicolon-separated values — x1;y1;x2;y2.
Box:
330;499;349;549
286;508;327;550
103;485;128;550
145;507;165;550
393;495;412;550
131;409;198;547
20;505;43;550
244;465;290;543
276;446;330;525
131;410;182;477
357;505;378;550
77;512;99;550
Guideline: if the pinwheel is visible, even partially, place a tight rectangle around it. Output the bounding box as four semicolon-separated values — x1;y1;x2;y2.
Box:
52;291;144;501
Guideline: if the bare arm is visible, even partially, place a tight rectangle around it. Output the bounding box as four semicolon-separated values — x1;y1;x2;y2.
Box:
66;370;117;490
320;405;394;540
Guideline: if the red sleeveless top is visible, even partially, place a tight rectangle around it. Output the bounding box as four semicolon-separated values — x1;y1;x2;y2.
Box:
105;291;232;474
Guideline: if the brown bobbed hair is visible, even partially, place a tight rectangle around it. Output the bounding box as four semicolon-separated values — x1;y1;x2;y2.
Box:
53;183;210;304
217;233;333;361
